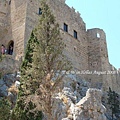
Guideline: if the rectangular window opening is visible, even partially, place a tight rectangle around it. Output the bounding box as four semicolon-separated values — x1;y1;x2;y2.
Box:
38;8;42;15
97;33;100;38
8;0;11;5
64;23;68;32
74;30;77;39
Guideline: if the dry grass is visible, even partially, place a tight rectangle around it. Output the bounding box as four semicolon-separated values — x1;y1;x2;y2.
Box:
8;84;19;95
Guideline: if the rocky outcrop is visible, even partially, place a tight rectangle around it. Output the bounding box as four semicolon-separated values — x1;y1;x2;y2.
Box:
41;74;90;120
0;72;20;109
63;88;106;120
0;55;21;76
0;72;20;98
0;55;20;98
51;75;106;120
0;71;107;120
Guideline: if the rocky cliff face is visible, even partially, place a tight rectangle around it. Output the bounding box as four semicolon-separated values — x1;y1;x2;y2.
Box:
62;89;106;120
0;56;20;108
0;55;20;76
0;56;119;120
42;74;106;120
0;73;16;97
50;74;90;120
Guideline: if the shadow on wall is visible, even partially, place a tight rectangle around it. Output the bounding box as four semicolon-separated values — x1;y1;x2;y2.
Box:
7;40;14;55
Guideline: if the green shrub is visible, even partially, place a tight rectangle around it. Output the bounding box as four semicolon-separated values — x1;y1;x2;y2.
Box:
0;98;11;120
11;100;43;120
107;87;120;120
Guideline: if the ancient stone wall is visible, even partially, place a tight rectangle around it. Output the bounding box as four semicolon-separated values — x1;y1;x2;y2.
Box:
24;0;40;48
87;28;112;90
10;0;27;59
48;0;88;77
0;0;10;44
0;0;119;93
24;0;89;79
110;64;120;93
0;0;27;60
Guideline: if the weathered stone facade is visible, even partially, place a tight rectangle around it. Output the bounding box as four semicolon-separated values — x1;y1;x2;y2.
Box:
0;0;120;93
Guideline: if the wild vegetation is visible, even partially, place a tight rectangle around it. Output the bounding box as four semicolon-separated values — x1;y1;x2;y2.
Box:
11;0;71;119
0;98;11;120
107;87;120;120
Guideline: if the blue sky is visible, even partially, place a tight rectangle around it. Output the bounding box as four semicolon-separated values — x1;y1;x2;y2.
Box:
66;0;120;69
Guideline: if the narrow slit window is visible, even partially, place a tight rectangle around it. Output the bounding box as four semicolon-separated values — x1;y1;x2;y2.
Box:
74;30;77;39
64;23;68;32
38;8;42;15
8;0;11;5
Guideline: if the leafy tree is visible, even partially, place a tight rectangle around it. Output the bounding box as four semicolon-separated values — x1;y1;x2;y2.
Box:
0;98;11;120
12;0;71;119
107;87;120;120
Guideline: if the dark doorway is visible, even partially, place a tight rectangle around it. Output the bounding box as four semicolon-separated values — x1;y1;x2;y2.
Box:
8;41;14;55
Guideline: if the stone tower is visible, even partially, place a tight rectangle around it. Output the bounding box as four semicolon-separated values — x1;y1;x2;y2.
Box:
87;28;112;90
0;0;10;43
0;0;27;59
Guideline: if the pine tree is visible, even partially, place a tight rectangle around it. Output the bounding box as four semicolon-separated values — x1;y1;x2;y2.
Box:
11;31;43;120
29;0;71;118
107;87;120;120
20;31;40;95
11;100;43;120
12;0;71;120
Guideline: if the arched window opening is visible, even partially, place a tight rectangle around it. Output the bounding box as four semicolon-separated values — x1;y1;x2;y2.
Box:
8;41;14;55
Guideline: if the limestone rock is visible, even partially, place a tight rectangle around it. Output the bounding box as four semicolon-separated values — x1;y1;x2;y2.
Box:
0;84;8;97
63;88;106;120
0;55;20;76
49;74;89;120
4;74;16;87
0;72;20;98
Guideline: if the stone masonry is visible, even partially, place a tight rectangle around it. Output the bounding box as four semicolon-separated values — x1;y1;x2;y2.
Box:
0;0;120;93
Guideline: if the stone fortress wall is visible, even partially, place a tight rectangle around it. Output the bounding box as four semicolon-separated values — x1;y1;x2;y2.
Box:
0;0;26;59
0;0;120;93
0;0;10;42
